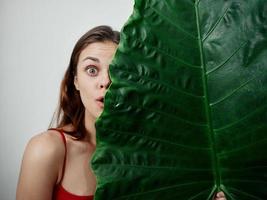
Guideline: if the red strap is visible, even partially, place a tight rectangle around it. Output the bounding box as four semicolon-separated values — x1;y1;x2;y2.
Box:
48;128;67;184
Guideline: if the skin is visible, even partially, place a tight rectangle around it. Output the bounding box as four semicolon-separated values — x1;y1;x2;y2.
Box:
16;41;226;200
216;191;226;200
16;41;117;200
74;41;116;145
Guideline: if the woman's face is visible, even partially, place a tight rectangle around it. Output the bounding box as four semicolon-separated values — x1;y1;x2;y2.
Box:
74;41;117;121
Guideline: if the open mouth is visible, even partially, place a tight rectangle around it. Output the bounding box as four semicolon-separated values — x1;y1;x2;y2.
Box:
96;97;104;108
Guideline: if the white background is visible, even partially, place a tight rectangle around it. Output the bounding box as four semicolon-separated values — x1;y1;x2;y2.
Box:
0;0;134;199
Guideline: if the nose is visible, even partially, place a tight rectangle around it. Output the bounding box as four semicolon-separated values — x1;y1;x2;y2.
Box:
100;71;111;89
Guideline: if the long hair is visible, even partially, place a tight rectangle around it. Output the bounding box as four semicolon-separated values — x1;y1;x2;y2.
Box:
50;25;120;139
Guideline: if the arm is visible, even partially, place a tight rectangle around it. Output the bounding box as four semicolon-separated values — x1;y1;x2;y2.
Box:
16;132;65;200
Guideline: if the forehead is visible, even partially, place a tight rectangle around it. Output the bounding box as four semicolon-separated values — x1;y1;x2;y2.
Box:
79;41;117;62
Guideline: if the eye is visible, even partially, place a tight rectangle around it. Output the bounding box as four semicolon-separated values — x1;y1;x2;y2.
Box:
86;66;98;76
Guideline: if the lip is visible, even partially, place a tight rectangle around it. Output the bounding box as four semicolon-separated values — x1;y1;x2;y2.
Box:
96;96;104;108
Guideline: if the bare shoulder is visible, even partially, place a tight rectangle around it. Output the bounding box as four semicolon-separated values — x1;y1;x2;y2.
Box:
24;130;65;161
16;130;66;199
19;130;66;179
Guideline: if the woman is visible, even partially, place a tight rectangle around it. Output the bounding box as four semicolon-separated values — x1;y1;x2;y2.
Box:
16;25;226;200
16;25;119;200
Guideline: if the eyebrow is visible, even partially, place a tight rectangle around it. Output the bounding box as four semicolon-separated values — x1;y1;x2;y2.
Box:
82;56;100;63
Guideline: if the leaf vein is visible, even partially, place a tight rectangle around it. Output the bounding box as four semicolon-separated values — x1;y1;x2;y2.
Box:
114;181;211;199
210;76;257;106
218;138;267;157
112;68;203;98
100;127;210;151
203;6;231;42
206;41;248;75
187;188;211;200
132;37;201;69
95;163;211;172
228;187;262;200
214;103;267;132
149;6;197;39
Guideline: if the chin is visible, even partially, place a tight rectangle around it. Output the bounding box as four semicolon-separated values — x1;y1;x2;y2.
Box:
96;111;104;118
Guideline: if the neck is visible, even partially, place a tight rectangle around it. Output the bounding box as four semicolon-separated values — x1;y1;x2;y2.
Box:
84;111;97;146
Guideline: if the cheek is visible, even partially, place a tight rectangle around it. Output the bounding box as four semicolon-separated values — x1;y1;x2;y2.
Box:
77;80;95;107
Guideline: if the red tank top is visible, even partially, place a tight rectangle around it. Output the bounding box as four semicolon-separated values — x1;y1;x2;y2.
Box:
50;128;94;200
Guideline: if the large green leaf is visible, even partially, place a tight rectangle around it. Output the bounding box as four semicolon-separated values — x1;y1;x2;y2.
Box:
91;0;267;199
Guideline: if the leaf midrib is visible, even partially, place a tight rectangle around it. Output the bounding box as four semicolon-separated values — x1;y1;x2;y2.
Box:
194;0;221;190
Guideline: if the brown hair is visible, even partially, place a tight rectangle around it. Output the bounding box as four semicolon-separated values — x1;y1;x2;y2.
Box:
51;25;120;139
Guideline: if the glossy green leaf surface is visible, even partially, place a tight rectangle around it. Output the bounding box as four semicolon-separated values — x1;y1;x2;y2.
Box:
91;0;267;199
